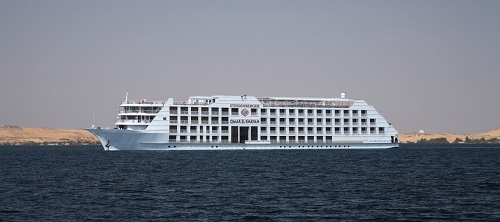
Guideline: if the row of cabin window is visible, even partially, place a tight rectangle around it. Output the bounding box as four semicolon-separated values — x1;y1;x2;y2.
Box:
260;118;376;123
166;116;376;123
261;127;384;133
169;136;229;141
168;126;385;134
168;106;367;115
168;135;382;142
169;126;229;131
262;136;356;141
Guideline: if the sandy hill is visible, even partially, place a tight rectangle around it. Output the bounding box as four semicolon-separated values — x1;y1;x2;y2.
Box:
399;127;500;143
0;125;98;145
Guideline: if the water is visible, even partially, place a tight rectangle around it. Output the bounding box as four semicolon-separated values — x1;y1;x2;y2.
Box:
0;144;499;221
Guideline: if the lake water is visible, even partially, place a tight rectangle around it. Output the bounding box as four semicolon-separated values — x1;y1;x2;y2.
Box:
0;144;499;221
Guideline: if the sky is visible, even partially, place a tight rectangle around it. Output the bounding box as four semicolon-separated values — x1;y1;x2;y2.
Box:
1;0;499;134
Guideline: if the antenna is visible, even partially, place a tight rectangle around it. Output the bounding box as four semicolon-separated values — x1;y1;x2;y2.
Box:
125;90;128;103
92;109;95;128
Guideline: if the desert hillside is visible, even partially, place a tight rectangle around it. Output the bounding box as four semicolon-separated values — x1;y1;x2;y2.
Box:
0;125;98;145
399;127;500;143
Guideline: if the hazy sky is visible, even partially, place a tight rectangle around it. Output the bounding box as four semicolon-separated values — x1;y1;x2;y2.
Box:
1;0;499;134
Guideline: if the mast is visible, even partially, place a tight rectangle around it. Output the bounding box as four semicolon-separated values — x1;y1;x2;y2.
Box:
92;109;95;128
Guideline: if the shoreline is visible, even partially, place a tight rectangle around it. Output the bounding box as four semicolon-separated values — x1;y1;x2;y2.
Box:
1;125;499;145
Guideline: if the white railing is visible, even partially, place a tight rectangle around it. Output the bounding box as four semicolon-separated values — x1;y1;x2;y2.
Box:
122;100;165;105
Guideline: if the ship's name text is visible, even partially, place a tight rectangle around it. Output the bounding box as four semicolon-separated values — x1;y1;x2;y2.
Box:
229;119;261;124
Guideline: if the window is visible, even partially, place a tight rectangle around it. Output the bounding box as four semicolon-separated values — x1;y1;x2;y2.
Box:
307;127;314;133
280;118;286;124
270;127;276;133
298;127;304;133
270;118;276;125
231;108;238;115
379;127;385;134
250;109;257;116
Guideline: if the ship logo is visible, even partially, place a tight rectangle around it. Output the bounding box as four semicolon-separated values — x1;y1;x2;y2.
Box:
241;108;249;117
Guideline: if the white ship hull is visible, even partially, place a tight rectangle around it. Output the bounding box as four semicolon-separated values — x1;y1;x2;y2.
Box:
87;129;399;151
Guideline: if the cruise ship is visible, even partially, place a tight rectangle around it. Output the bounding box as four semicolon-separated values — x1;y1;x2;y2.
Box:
87;93;399;150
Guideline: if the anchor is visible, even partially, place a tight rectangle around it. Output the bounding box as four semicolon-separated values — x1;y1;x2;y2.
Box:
105;140;111;151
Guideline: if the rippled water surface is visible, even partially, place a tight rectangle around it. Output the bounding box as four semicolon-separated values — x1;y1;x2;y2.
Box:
1;144;499;221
